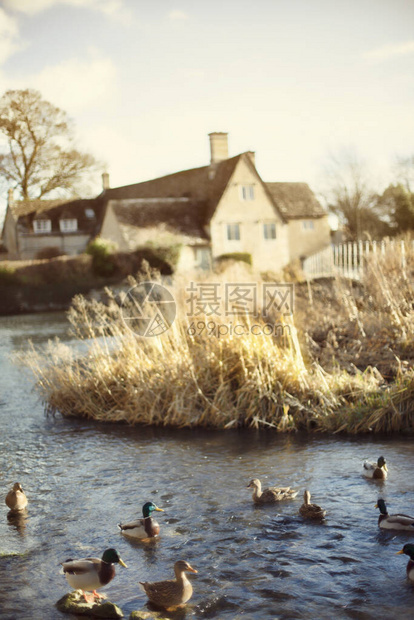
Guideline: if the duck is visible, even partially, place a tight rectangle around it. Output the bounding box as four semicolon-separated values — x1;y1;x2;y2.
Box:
247;478;298;504
61;548;127;602
139;560;197;610
396;544;414;582
5;482;28;512
299;490;326;520
375;499;414;531
118;501;164;540
363;456;388;480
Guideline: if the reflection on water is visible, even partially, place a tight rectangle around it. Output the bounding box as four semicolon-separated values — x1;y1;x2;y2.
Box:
0;313;414;619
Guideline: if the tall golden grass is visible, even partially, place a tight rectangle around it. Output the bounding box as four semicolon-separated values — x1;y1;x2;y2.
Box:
23;246;414;433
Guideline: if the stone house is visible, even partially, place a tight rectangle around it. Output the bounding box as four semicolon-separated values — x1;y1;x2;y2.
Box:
1;132;330;270
1;192;104;260
99;132;330;271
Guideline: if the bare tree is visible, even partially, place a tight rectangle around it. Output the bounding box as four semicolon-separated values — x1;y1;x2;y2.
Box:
321;148;388;240
393;154;414;193
0;89;100;199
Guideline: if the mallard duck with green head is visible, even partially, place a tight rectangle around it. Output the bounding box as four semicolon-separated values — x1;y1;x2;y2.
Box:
118;501;164;540
396;544;414;582
247;478;298;504
363;456;388;479
5;482;28;512
375;499;414;531
61;548;127;602
299;490;326;520
139;560;197;610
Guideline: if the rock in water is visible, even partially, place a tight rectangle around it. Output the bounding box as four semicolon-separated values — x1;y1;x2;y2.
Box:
129;611;169;619
56;590;123;618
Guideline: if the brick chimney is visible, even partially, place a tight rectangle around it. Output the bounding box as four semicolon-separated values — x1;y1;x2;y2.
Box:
102;172;110;190
208;132;228;164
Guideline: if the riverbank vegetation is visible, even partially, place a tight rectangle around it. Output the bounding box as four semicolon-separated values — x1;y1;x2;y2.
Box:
0;245;178;314
24;243;414;433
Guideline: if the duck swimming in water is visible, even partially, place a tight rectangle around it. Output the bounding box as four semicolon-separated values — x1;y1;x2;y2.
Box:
396;544;414;582
299;490;326;520
118;501;164;540
139;560;197;610
363;456;388;480
5;483;28;512
375;499;414;531
247;478;298;504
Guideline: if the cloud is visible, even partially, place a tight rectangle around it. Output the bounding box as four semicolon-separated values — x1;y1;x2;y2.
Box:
363;40;414;61
168;10;189;21
2;0;126;18
24;50;117;113
0;8;21;65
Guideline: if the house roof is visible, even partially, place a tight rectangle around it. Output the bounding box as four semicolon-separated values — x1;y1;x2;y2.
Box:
10;197;105;235
109;198;208;241
9;198;73;218
103;153;280;224
265;182;326;219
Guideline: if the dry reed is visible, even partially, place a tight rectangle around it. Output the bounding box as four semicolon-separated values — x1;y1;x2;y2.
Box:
22;249;414;434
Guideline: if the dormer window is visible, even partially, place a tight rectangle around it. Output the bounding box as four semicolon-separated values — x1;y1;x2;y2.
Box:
33;219;51;234
240;185;255;201
85;208;95;219
60;218;78;233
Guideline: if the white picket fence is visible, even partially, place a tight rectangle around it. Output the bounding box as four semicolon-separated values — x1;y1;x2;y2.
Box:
302;239;410;280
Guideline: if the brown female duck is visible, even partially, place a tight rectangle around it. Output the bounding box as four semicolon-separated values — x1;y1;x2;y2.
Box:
139;560;197;610
5;482;28;512
299;490;326;519
247;478;298;504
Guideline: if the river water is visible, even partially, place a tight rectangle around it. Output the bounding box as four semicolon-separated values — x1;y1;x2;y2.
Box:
0;312;413;620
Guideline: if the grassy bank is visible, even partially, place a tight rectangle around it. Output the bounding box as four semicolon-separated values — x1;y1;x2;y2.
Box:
23;244;414;433
0;247;176;315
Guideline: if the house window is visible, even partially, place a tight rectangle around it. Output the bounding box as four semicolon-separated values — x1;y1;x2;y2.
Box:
263;222;276;240
227;223;241;241
85;208;95;219
33;219;51;234
240;185;255;201
302;220;315;230
195;247;211;270
60;219;78;233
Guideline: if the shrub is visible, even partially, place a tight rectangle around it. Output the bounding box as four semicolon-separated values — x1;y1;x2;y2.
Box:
0;265;19;286
215;252;253;266
86;237;117;277
35;246;64;260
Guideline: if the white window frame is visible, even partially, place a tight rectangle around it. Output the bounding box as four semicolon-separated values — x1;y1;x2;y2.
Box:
59;218;78;233
263;222;277;240
302;220;315;230
227;223;241;241
33;219;51;234
240;185;255;201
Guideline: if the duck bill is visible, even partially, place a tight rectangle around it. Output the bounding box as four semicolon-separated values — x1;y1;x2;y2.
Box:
383;464;388;472
374;503;378;508
154;507;164;512
396;550;404;555
187;565;198;573
119;559;128;568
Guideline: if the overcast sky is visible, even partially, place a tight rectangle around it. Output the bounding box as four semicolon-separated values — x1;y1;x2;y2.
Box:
0;0;413;206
